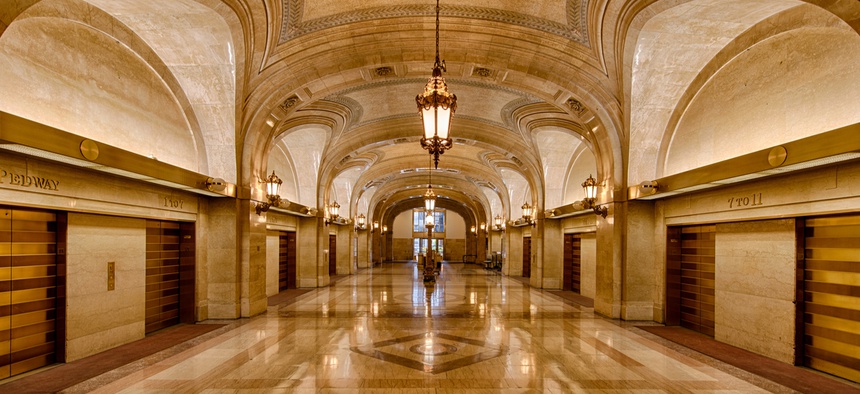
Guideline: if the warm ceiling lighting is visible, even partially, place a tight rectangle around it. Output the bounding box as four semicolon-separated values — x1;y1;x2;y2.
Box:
255;170;283;215
582;174;608;218
423;186;437;211
416;0;457;169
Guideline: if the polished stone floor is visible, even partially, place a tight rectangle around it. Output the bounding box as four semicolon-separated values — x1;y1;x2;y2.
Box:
74;261;803;393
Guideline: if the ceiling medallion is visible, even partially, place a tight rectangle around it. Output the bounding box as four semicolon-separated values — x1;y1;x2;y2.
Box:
416;0;457;169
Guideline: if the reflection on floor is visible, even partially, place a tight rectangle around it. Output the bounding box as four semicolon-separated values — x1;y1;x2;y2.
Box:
6;261;860;393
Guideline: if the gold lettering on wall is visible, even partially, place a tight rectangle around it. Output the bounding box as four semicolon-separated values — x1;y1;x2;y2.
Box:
728;193;763;208
0;168;60;190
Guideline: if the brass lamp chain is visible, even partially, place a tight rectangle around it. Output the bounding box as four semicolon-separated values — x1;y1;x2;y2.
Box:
435;0;444;72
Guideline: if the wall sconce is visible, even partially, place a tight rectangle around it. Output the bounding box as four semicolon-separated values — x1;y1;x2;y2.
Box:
521;202;535;226
582;174;608;218
382;225;388;234
355;214;367;231
325;201;341;225
255;171;282;215
480;222;485;232
493;215;504;230
373;221;379;232
470;225;476;234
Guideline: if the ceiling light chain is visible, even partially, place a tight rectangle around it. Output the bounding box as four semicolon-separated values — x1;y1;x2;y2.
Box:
416;0;457;169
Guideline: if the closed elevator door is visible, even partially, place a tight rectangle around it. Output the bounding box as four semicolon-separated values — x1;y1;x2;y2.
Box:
563;234;581;293
666;225;716;337
278;231;296;291
0;207;65;379
522;237;531;278
145;220;194;334
803;215;860;383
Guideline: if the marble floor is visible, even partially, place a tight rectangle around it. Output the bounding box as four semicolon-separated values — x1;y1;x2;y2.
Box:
59;262;828;393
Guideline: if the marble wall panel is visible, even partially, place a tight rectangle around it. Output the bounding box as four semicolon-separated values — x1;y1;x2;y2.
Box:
266;231;279;297
392;238;413;261
65;213;146;361
580;233;596;299
715;219;796;363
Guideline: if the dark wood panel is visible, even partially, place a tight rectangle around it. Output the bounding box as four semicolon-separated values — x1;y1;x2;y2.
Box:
667;225;715;337
329;235;337;276
0;206;60;379
145;220;194;334
803;213;860;383
522;237;531;278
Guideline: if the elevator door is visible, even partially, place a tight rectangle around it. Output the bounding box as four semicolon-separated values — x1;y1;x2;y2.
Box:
666;225;716;337
522;237;531;278
145;220;194;334
803;215;860;383
0;207;65;379
329;235;337;276
563;234;582;292
278;232;297;291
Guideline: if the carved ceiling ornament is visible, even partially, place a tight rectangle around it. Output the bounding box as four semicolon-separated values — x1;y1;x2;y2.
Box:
566;97;586;115
280;1;589;45
281;95;301;111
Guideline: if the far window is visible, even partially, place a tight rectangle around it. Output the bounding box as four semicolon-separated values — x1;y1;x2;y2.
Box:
413;209;445;233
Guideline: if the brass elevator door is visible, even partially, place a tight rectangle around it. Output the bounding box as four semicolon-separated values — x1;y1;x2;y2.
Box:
0;207;64;379
803;215;860;383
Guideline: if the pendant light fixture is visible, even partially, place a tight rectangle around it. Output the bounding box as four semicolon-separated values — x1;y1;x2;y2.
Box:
416;0;457;169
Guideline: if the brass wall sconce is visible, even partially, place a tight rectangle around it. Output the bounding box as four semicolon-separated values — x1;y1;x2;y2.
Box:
373;221;379;232
255;171;282;215
521;202;535;226
480;222;485;232
355;214;367;231
582;174;608;218
470;225;476;234
493;215;504;231
324;201;341;225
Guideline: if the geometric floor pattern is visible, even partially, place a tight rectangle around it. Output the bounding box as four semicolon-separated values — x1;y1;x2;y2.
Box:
60;261;820;393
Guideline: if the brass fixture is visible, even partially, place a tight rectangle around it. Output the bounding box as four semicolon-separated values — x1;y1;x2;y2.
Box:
582;174;608;218
416;0;457;169
255;171;282;215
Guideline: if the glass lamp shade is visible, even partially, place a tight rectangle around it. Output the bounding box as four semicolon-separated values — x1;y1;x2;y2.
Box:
582;175;598;201
494;215;503;228
382;225;388;233
424;212;435;229
521;202;533;220
329;201;340;219
480;222;486;231
373;221;379;230
264;171;282;199
423;187;437;211
416;67;457;140
356;214;366;228
470;225;476;234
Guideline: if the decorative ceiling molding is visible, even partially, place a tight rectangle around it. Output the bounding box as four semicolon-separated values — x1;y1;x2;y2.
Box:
280;1;589;45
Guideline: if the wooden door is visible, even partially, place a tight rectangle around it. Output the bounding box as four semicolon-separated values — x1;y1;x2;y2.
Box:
145;220;195;334
0;207;66;379
522;237;531;278
329;234;337;276
278;231;297;290
666;225;716;337
563;234;582;293
802;214;860;383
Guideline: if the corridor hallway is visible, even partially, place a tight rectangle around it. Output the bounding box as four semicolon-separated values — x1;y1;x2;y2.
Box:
14;262;857;393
